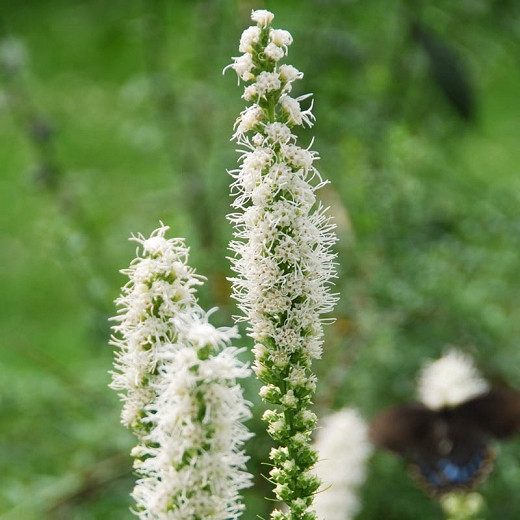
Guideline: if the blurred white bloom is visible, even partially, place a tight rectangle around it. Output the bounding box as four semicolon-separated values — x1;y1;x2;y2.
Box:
229;52;255;82
233;105;264;138
279;64;303;83
110;224;252;520
242;84;258;101
256;71;282;95
280;94;315;127
313;409;372;520
264;122;292;143
0;37;28;73
417;349;489;410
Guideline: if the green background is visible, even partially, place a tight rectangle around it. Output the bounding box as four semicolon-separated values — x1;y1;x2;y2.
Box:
1;0;520;518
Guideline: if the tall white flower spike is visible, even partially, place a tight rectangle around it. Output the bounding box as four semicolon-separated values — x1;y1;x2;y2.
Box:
226;10;338;520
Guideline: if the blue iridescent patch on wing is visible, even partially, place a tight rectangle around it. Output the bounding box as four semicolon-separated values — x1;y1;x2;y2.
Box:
410;445;495;495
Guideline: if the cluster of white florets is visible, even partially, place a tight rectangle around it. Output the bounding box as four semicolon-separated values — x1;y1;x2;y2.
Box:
417;349;489;410
110;225;203;430
227;8;337;394
313;409;373;520
110;224;252;520
131;328;253;520
229;10;291;82
226;10;338;520
226;10;314;140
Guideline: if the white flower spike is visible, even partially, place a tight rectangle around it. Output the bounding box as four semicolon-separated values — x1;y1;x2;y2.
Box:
226;10;338;520
110;224;252;520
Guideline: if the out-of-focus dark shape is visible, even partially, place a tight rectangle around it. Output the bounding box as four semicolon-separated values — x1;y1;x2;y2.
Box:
411;21;476;121
370;388;520;496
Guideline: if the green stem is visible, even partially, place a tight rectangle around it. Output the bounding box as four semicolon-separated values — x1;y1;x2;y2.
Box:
267;94;276;122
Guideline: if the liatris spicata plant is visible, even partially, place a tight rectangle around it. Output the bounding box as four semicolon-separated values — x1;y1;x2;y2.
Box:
110;224;252;520
312;409;372;520
226;10;338;520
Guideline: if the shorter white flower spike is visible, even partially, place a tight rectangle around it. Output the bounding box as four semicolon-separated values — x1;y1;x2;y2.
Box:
110;224;252;520
417;349;490;410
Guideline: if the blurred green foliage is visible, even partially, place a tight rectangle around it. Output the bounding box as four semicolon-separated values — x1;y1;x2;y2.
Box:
1;0;520;519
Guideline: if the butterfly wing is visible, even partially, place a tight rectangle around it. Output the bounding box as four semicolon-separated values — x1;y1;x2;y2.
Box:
457;388;520;438
369;403;434;456
409;408;495;496
370;402;496;495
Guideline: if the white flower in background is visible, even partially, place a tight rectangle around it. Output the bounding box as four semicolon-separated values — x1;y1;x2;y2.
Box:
226;9;338;520
313;409;372;520
110;224;252;520
0;37;28;73
417;349;489;410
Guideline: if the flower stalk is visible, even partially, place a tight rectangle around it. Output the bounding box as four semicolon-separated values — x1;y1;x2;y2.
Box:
226;10;338;520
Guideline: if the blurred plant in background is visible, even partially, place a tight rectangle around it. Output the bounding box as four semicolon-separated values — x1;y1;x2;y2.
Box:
313;408;372;520
1;1;520;519
440;492;485;520
0;26;111;333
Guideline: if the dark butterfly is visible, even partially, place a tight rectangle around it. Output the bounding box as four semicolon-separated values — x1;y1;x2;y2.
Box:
370;388;520;496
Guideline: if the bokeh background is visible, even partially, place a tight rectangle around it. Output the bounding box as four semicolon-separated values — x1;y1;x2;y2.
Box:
1;0;520;518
